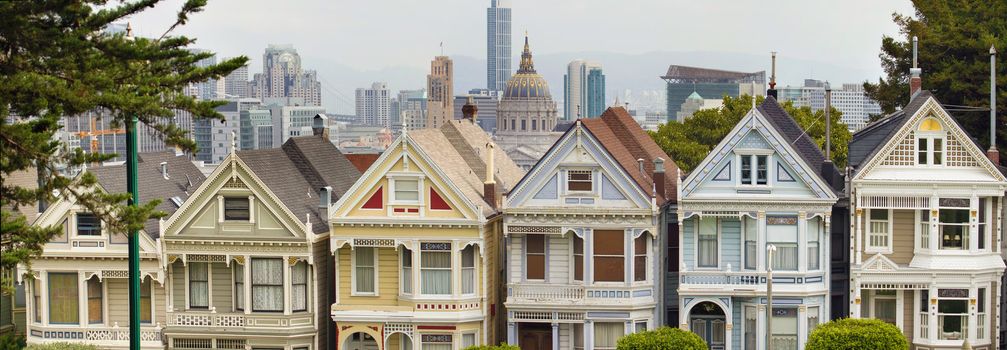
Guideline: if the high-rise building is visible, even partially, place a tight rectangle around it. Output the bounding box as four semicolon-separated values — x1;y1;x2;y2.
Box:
486;0;512;92
395;89;426;127
224;64;250;98
188;48;218;100
453;89;500;133
194;98;261;163
495;35;561;170
779;79;882;131
355;82;391;127
249;45;322;106
239;108;274;150
401;96;428;131
61;109;193;162
426;56;454;129
270;105;327;143
660;65;765;121
564;60;606;119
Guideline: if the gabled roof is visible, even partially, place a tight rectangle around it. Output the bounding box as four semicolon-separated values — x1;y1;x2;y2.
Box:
757;96;841;188
848;91;933;170
408;120;524;216
89;151;206;238
237;134;361;233
579;107;678;204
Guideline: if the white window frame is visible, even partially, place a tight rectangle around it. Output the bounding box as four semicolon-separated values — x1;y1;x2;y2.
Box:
400;248;413;295
419;242;453;297
74;212;103;237
565;169;595;194
387;173;425;206
735;151;773;187
351;247;379;296
631;234;650;284
937;198;970;251
865;209;893;254
807;217;822;271
695;217;721;270
916;119;946;166
461;245;477;296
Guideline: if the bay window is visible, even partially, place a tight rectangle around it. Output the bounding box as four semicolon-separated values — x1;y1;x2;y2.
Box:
234;264;244;310
140;278;151;323
420;243;452;295
767;216;798;271
938;288;969;340
594;322;624;350
354;248;376;294
771;307;798;350
421;334;453;350
744;217;757;270
938;198;969;250
808;217;820;270
573;235;584;281
86;276;102;324
48;272;78;324
526;234;545;280
593;230;625;282
697;218;718;268
292;261;307;312
401;249;413;294
251;258;283;312
634;235;647;282
461;245;475;295
188;262;209;309
867;209;891;252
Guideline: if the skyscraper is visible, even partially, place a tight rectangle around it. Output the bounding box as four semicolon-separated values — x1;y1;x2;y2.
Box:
486;0;512;92
224;64;249;98
249;44;322;106
426;56;454;129
564;60;606;119
188;48;218;100
355;82;391;127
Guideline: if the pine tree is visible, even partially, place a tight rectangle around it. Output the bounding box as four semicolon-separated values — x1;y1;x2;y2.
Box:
0;0;248;291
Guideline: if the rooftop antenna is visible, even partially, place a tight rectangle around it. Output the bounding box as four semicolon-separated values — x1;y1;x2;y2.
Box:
989;45;999;164
768;52;778;98
440;41;443;56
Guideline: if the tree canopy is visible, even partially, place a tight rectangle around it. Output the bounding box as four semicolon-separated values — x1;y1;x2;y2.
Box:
648;95;851;173
0;0;247;291
863;0;1005;164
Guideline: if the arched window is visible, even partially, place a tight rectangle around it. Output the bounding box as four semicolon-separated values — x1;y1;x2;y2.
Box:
917;117;945;165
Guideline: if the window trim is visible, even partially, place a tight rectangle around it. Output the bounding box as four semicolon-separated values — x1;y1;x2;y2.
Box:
291;261;308;312
351;247;379;296
250;257;285;312
187;262;210;310
524;234;547;281
419;242;453;296
566;169;594;193
75;212;102;237
695;217;721;270
865;208;893;254
223;197;251;221
735;151;773;187
387;173;425;206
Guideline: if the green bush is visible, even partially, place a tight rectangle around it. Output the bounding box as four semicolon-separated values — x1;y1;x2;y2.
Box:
617;326;707;350
806;318;908;350
0;334;26;350
463;344;519;350
25;342;99;350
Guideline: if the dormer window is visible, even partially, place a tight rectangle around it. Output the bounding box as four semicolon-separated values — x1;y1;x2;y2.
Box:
739;154;768;186
223;197;250;221
567;170;593;192
76;213;101;236
916;117;944;166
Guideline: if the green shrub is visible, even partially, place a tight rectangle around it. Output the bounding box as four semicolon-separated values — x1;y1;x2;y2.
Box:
806;318;908;350
0;334;26;350
25;342;99;350
463;344;519;350
617;326;707;350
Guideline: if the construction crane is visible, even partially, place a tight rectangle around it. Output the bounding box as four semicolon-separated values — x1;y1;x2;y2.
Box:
75;114;125;154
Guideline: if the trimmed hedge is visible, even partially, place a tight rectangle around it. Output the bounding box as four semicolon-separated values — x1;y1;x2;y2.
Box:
617;327;707;350
806;318;908;350
25;342;100;350
0;334;27;350
463;344;520;350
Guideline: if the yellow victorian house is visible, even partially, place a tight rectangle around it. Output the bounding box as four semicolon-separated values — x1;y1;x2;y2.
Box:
329;117;523;350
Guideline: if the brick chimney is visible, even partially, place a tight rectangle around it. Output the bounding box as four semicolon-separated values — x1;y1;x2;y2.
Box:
910;36;922;98
483;142;497;208
462;95;479;124
653;157;666;200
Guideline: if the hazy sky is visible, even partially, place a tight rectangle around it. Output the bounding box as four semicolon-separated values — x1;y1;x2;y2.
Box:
128;0;916;111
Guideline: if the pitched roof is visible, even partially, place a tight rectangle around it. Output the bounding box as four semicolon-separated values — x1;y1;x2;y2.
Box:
408;120;524;216
344;153;381;172
848;91;933;170
756;96;841;187
90;151;206;238
579;107;679;205
237;134;361;234
2;168;40;222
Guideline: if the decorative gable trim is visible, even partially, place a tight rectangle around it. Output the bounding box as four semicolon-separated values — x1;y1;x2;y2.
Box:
854;97;1006;182
861;253;899;272
681;108;836;200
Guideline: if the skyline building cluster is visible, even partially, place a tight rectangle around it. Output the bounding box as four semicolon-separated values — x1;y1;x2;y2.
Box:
779;79;883;131
249;44;323;106
563;60;606;120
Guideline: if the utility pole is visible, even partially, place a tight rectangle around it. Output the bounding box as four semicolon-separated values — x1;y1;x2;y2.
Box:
125;24;141;350
767;244;777;350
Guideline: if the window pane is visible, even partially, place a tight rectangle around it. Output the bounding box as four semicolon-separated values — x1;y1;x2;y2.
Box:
593;230;624;255
568;170;593;191
234;264;244;310
252;258;283;311
634;236;647;281
140;278;151;323
698;218;718;268
355;248;375;294
918;138;928;164
741;156;752;183
189;262;209;308
527;234;545;254
77;213;101;236
48;273;79;324
756;155;768;185
933;138;943;165
594;322;624;349
462;246;475;294
87;277;102;324
395;180;419;201
593;230;625;282
421;248;451;295
224;198;250;220
573;235;584;281
292;262;307;311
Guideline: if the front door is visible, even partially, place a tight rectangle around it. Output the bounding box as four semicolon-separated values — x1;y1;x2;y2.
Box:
519;323;553;350
344;332;379;350
689;302;726;350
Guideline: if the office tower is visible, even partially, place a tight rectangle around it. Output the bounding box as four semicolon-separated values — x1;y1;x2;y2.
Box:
194;98;262;163
61;109;193;162
239;108;274;150
452;89;500;133
271;105;328;143
660;65;765;121
564;60;606;119
395;89;426;127
355;82;391;127
249;44;322;106
188;48;218;100
401;96;428;131
779;80;883;131
427;56;454;129
487;0;512;92
224;64;250;98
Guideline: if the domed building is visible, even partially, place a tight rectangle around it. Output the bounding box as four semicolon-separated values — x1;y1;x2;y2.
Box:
495;35;564;170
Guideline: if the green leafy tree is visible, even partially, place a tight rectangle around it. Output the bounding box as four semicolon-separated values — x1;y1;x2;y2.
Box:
806;318;908;350
863;0;1005;164
616;327;707;350
0;0;247;292
463;344;520;350
649;95;851;173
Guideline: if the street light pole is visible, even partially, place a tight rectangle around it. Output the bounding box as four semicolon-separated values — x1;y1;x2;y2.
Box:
767;244;777;350
125;24;141;350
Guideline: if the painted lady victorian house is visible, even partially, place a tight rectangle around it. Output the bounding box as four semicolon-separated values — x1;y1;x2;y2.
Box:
328;112;522;350
677;96;840;350
501;107;677;350
20;152;206;349
847;89;1005;350
160;119;360;350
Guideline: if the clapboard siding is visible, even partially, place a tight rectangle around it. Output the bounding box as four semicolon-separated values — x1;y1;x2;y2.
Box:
548;236;570;283
890;210;915;265
210;262;232;311
336;247;400;305
682;219;695;270
107;279;128;325
721;218;741;270
902;290;914;341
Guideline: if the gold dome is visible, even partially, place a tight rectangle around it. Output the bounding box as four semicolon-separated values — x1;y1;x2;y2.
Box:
503;34;551;99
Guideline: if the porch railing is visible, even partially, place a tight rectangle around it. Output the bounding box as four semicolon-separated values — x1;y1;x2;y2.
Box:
29;324;162;344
